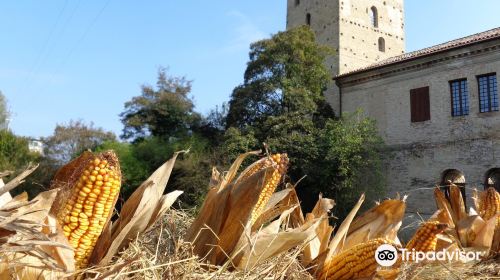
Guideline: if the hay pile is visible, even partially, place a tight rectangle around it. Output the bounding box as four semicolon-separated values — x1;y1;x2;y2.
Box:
81;209;314;280
1;150;499;280
75;208;499;280
396;256;500;280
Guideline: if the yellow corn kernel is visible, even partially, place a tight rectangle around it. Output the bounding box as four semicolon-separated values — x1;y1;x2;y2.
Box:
317;238;400;280
234;154;289;225
406;221;447;252
480;187;500;221
56;151;121;268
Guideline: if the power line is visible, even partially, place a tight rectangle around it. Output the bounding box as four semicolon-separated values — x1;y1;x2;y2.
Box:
24;0;82;92
31;0;81;83
42;0;111;90
17;0;68;94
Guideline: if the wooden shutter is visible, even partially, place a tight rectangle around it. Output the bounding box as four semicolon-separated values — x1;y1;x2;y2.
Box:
410;86;430;122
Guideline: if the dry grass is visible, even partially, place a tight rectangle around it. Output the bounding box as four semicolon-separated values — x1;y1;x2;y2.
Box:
397;256;500;280
77;209;500;280
2;163;499;279
77;209;315;280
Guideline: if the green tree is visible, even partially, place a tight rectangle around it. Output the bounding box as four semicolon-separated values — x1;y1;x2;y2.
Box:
0;130;41;197
0;91;10;130
21;120;117;198
96;136;214;208
95;141;149;203
120;67;202;142
0;130;39;173
198;102;229;145
129;134;213;208
312;112;385;215
117;68;226;208
226;26;334;129
224;26;385;217
43;120;116;165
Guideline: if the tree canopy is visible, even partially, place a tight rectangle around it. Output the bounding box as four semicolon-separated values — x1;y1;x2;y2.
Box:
0;130;39;173
226;26;334;129
43;120;116;165
0;91;9;130
223;26;385;215
120;68;202;142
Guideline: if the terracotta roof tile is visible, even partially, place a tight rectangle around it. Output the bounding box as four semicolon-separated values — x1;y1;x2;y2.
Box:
336;27;500;78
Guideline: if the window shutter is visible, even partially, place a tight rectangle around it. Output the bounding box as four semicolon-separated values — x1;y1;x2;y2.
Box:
410;89;418;122
410;86;430;122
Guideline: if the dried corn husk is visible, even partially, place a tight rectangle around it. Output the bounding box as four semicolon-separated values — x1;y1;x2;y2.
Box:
233;206;322;270
0;184;75;279
90;150;186;265
344;196;406;251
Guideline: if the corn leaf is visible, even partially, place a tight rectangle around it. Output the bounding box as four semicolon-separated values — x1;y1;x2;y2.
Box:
434;187;457;227
186;151;260;250
0;164;38;197
326;193;365;259
302;194;335;265
456;215;485;247
0;179;11;208
212;167;275;265
234;207;322;270
344;198;406;250
472;213;499;249
449;184;467;222
146;190;184;229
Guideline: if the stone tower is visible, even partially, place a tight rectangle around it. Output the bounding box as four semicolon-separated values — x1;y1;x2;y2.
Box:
286;0;405;114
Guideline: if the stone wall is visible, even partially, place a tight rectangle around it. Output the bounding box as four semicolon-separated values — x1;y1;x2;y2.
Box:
286;0;405;115
338;0;405;73
337;40;500;222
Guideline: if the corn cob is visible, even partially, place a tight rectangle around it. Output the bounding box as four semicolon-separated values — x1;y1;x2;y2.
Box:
56;151;121;268
317;238;400;280
405;221;447;252
479;187;500;225
235;154;289;224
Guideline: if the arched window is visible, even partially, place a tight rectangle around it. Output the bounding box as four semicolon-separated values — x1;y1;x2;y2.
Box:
378;37;385;52
295;0;300;7
485;168;500;191
306;13;311;26
370;6;378;28
440;169;467;206
442;169;466;185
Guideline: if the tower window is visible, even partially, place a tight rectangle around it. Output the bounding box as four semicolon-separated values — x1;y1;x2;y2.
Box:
295;0;300;7
477;73;498;113
370;6;378;28
449;79;469;116
378;37;385;52
306;13;311;26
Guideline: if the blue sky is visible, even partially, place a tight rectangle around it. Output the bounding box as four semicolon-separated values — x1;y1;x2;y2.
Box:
1;0;499;138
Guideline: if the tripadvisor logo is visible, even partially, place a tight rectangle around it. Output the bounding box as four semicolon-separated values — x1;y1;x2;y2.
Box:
375;244;483;266
375;244;398;267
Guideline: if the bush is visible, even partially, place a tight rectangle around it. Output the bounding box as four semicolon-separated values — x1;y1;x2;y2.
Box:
96;141;149;202
96;135;215;209
0;130;41;197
